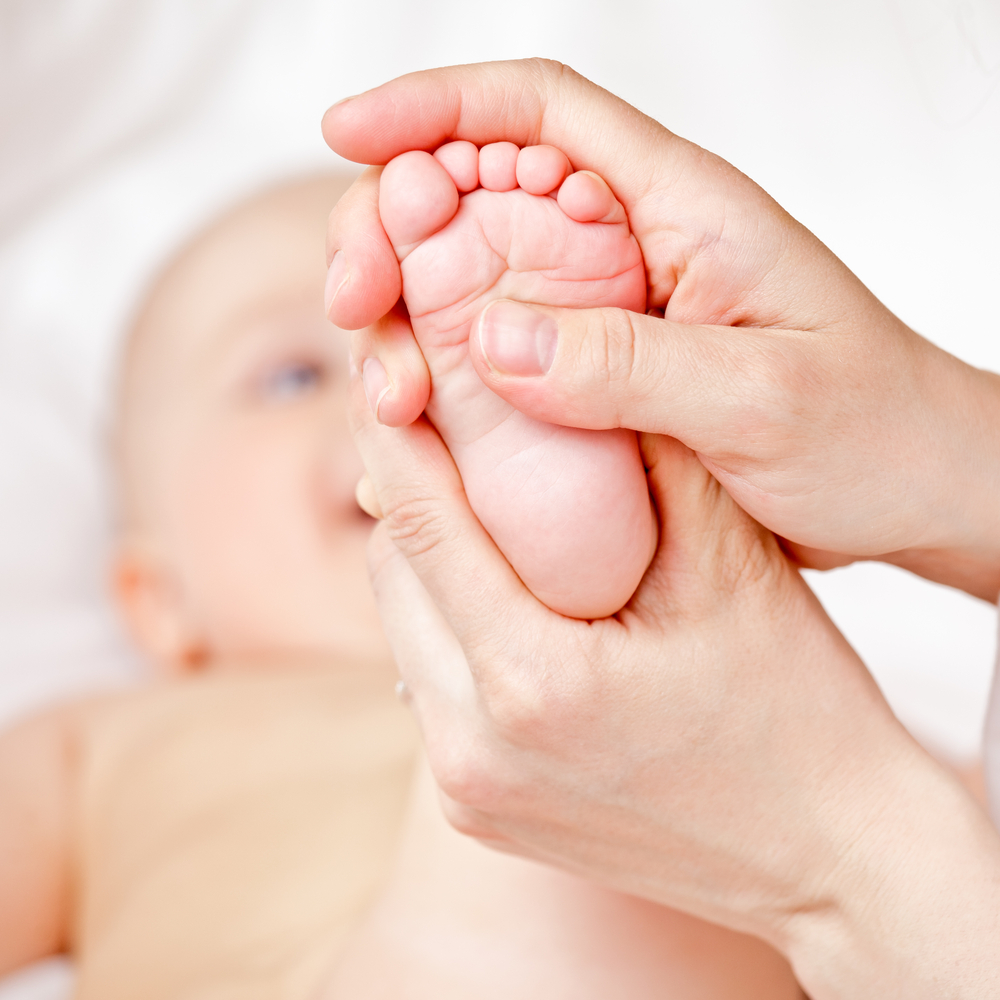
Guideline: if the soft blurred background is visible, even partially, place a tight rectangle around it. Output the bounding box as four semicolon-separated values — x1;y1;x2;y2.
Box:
1;1;998;995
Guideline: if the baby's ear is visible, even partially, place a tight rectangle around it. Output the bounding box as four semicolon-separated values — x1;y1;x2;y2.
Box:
111;540;210;677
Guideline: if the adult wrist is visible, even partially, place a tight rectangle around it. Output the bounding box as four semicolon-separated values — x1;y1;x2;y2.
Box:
881;347;1000;602
783;745;1000;999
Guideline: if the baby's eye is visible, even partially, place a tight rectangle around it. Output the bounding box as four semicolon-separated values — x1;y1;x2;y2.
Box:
261;361;325;400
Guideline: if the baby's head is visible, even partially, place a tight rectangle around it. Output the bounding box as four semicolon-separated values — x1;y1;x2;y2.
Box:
113;174;389;675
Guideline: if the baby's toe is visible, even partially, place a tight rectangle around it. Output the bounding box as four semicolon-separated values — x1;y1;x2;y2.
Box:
433;141;479;192
557;170;626;225
380;151;460;255
478;142;520;192
515;145;572;195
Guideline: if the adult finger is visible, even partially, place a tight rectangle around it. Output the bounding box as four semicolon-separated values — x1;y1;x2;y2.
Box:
365;523;475;741
348;353;544;672
468;298;822;452
322;59;683;191
325;166;401;330
350;301;430;427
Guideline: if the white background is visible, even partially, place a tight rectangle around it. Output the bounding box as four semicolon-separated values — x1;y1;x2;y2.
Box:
1;1;998;993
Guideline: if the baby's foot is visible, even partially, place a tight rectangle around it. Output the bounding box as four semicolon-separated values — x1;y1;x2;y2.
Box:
379;141;656;618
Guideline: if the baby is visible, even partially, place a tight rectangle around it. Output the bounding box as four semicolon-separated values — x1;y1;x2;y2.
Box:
0;175;419;999
375;143;657;619
0;170;800;999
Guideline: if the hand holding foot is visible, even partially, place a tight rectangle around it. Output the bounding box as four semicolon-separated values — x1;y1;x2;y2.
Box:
325;60;1000;602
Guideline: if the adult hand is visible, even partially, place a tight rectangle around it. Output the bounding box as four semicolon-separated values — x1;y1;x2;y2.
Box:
323;60;1000;602
348;365;1000;1000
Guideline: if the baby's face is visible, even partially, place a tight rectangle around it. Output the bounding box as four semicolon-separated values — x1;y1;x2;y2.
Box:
118;177;390;669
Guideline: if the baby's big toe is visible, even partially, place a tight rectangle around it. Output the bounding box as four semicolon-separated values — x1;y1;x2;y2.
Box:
379;151;460;257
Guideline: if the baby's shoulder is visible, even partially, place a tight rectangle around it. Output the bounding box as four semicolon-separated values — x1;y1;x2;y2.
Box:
0;690;126;799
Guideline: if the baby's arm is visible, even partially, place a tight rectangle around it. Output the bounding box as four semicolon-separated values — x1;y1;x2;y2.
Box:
0;706;77;976
324;756;803;999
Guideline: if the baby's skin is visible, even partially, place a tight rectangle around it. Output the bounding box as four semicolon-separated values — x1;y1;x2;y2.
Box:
378;142;656;618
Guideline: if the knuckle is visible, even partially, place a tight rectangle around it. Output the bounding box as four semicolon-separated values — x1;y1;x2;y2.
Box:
478;635;589;747
517;59;582;146
431;744;500;814
584;307;641;424
379;480;454;557
526;57;573;89
485;683;548;742
380;491;452;560
440;798;493;839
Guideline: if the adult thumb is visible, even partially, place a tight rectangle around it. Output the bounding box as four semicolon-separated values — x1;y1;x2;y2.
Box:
468;298;807;456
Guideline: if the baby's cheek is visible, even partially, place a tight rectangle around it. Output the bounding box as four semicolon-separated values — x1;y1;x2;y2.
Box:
178;439;371;653
169;433;292;640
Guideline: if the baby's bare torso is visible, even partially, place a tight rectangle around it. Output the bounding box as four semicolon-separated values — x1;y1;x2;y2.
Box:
71;665;417;1000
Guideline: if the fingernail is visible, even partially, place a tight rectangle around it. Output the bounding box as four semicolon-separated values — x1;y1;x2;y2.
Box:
478;301;557;376
362;357;391;423
324;251;348;316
